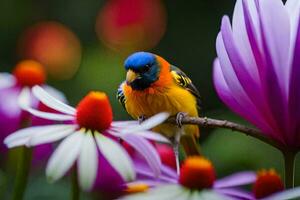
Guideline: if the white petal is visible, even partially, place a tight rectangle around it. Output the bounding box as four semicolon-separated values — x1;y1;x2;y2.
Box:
123;112;170;133
132;131;170;143
122;134;162;177
6;138;29;148
151;186;190;200
32;85;76;115
120;193;160;200
18;87;31;110
24;106;75;121
199;190;230;200
173;189;193;200
110;127;171;148
149;185;185;194
106;129;122;137
189;191;201;200
95;133;135;181
27;125;77;146
262;187;300;200
42;85;68;103
0;73;16;89
4;126;39;147
18;87;74;121
4;125;68;148
120;185;187;200
77;131;98;191
111;121;139;128
46;132;84;182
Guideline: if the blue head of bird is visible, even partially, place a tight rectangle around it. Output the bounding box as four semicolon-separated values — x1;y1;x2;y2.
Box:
124;52;160;90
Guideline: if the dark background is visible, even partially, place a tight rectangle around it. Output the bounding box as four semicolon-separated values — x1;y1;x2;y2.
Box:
0;0;298;199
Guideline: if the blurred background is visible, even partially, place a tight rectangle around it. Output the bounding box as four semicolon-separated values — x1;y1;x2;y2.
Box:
0;0;298;199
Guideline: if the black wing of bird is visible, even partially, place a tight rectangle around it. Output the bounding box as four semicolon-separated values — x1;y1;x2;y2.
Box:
170;65;202;111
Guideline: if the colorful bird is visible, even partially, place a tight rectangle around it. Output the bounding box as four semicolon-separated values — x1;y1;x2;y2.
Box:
117;52;202;172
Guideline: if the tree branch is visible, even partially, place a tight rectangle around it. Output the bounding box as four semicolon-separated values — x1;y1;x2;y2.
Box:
167;116;284;151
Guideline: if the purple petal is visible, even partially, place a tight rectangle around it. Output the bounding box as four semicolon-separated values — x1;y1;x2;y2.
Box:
134;131;170;143
262;187;300;200
215;188;255;200
258;0;290;96
216;30;253;109
121;134;162;177
257;0;291;144
241;0;265;75
287;2;300;147
285;0;300;41
241;0;286;143
214;171;256;189
93;152;125;199
221;16;272;127
0;87;22;152
0;73;16;89
134;158;177;184
232;0;260;85
213;59;272;136
32;144;53;165
213;59;247;117
242;0;261;41
215;32;274;136
159;162;178;180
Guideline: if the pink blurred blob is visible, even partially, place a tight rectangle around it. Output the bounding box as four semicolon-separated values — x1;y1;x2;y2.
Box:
96;0;167;53
155;143;176;170
18;21;82;80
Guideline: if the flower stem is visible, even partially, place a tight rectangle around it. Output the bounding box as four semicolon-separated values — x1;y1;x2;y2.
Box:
71;169;80;200
283;151;296;189
12;147;32;200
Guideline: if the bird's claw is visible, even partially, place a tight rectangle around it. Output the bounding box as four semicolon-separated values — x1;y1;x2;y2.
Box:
138;115;146;124
175;112;188;128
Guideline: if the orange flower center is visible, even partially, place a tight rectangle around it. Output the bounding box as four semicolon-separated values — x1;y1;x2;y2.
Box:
76;92;113;132
13;60;46;87
124;183;149;194
179;156;215;190
253;169;284;199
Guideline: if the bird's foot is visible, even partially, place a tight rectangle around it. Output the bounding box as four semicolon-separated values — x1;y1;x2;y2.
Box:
138;115;146;124
175;112;188;128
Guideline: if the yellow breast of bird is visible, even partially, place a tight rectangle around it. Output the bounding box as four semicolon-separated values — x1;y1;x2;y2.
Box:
123;83;199;138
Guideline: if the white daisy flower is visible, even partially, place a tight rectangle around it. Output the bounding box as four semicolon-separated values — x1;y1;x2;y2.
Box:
4;85;170;191
121;156;256;200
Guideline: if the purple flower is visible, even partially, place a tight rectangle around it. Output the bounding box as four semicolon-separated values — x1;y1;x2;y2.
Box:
92;142;176;199
122;156;257;200
0;61;66;163
213;0;300;149
92;153;126;199
4;86;170;191
237;169;300;200
261;188;300;200
123;158;300;200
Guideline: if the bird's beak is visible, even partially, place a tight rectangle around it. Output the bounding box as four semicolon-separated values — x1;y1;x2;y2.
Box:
126;70;138;84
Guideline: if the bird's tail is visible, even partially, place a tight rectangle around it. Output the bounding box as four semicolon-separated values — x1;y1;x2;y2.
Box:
180;135;201;156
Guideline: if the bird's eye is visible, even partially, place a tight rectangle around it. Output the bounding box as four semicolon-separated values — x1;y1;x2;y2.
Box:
140;64;151;73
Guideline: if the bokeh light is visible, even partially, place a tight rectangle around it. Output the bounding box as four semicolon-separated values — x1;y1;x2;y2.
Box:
18;21;82;80
96;0;167;53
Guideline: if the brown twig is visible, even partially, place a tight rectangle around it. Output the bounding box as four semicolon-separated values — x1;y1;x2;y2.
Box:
167;116;284;151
